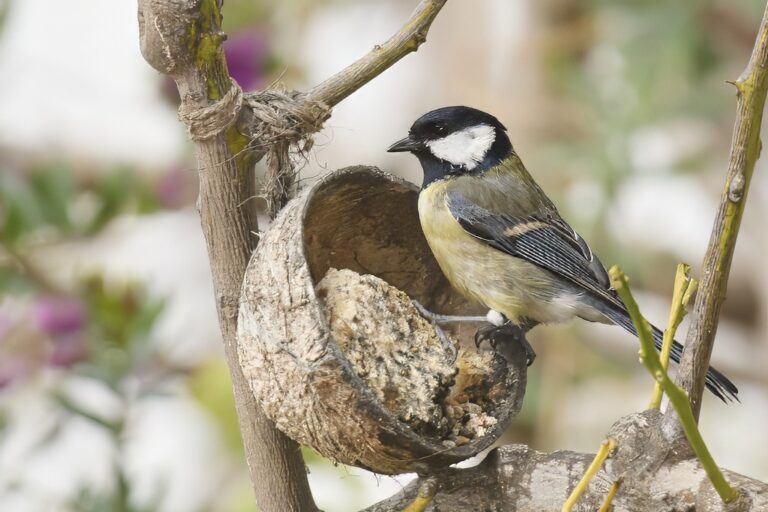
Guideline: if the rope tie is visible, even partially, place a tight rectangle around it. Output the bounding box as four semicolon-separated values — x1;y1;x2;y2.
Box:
178;79;244;140
244;90;330;217
178;82;330;217
243;90;329;147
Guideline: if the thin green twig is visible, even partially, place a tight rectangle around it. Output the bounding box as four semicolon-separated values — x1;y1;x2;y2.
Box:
597;479;621;512
562;438;617;512
401;478;438;512
648;264;698;409
609;266;739;503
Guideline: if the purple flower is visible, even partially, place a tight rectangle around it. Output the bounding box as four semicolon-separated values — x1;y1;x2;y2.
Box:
0;358;30;390
224;30;270;92
155;167;195;209
0;298;89;390
31;296;89;369
32;296;87;336
48;334;87;368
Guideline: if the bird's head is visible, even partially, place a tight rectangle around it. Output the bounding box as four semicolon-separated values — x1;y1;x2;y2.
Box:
388;106;512;187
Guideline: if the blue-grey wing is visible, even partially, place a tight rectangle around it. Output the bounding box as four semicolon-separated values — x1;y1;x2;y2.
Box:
445;192;616;303
444;193;740;402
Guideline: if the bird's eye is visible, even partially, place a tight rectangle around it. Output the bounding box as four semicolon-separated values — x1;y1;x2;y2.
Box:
435;124;446;134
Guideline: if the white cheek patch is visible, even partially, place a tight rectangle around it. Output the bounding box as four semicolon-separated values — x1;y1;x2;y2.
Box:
426;124;496;170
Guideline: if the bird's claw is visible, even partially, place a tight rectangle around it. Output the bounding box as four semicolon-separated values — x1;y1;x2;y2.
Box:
474;324;497;349
411;299;536;365
474;323;537;367
522;340;536;367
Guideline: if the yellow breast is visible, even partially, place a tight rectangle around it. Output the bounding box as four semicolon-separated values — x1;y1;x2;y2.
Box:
417;180;575;324
418;182;525;320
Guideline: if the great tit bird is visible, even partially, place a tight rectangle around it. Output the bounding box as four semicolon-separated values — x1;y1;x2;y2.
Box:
388;105;738;402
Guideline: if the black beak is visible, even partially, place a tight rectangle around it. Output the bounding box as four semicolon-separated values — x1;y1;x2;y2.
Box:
387;135;423;153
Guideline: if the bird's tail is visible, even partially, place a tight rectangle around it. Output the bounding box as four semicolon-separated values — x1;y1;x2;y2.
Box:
596;303;739;403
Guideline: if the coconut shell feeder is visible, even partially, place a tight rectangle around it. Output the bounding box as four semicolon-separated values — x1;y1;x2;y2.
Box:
237;166;528;475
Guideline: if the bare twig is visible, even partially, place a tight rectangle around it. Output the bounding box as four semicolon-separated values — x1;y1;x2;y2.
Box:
597;480;621;512
648;264;697;410
562;438;617;512
672;2;768;420
610;267;739;504
306;0;448;108
251;0;448;215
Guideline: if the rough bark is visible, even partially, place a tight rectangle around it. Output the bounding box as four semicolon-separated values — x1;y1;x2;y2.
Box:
137;1;317;510
672;2;768;422
366;411;767;511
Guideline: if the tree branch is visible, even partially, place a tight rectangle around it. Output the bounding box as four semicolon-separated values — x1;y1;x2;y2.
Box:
137;1;315;510
242;0;448;216
365;413;768;511
137;0;450;509
649;264;697;410
670;3;768;421
306;0;448;107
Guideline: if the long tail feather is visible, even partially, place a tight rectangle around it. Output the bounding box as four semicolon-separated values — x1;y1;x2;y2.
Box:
596;304;739;403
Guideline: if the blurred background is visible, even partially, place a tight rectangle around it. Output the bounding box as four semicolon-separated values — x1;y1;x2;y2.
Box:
1;0;767;510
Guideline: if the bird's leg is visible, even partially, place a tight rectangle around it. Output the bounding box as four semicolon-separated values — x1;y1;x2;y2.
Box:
411;301;536;364
475;316;538;367
473;310;510;346
412;300;488;324
433;324;457;360
412;301;488;360
411;301;470;359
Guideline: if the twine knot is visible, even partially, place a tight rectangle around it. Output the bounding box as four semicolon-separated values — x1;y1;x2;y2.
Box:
178;79;244;140
244;90;331;217
178;81;331;218
243;90;330;149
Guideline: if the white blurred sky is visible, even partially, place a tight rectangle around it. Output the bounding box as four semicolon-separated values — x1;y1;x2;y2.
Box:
0;0;185;167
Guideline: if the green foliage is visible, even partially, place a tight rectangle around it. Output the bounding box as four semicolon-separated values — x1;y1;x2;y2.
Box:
0;264;35;294
68;470;158;512
88;167;160;234
0;164;161;249
75;275;165;389
0;168;70;245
